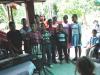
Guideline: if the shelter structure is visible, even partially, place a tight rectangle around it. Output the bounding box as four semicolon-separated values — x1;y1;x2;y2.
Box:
0;0;46;25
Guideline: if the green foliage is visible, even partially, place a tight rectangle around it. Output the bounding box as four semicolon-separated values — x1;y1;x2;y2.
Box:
13;5;26;24
95;0;100;6
0;0;100;24
12;9;17;17
64;9;83;17
0;6;7;23
53;3;59;15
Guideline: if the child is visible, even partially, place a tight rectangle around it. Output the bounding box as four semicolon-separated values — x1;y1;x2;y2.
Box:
55;24;69;63
7;21;23;55
41;25;52;67
62;15;72;58
20;18;32;53
47;19;57;63
29;25;42;55
75;56;95;75
85;29;100;58
71;14;82;61
52;16;58;28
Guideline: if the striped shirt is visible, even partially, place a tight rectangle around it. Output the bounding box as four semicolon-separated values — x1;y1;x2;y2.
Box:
42;30;51;43
89;36;99;46
56;31;67;42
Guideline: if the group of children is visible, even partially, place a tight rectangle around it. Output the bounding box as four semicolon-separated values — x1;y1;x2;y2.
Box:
6;13;100;68
25;14;82;67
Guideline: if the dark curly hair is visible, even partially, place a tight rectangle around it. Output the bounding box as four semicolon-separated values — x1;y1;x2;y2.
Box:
72;14;78;19
76;56;95;75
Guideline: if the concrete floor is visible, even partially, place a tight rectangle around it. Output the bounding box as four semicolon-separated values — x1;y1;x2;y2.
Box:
33;47;100;75
50;62;75;75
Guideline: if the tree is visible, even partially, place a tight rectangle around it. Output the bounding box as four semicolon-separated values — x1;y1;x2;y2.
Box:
0;4;8;23
53;3;59;16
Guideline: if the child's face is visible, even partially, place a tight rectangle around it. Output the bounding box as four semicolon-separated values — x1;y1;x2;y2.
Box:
72;17;77;23
53;17;57;22
22;19;27;27
42;25;46;30
31;26;35;32
48;20;53;26
92;31;97;36
57;25;63;31
63;16;68;22
36;16;40;23
9;25;15;31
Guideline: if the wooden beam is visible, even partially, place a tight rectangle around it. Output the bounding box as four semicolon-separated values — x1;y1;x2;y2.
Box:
0;0;46;4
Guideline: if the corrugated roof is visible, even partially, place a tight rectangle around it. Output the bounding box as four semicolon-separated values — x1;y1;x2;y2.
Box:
0;0;46;4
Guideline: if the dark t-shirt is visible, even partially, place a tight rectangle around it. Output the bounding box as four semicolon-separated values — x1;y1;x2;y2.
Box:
55;31;67;44
7;30;22;49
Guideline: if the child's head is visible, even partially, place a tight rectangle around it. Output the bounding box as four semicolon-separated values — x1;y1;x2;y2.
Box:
92;29;97;36
41;23;46;31
76;56;95;75
47;19;53;27
35;15;40;23
53;16;57;23
41;23;46;30
57;24;63;31
31;25;36;32
63;15;68;23
9;21;16;31
72;14;78;23
21;18;27;27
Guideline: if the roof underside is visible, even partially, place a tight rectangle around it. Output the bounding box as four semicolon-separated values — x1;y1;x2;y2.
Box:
0;0;46;4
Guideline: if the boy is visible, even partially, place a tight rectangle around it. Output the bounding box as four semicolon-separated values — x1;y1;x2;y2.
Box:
47;19;57;63
7;21;23;55
55;24;69;63
85;29;100;58
20;18;32;53
41;25;52;67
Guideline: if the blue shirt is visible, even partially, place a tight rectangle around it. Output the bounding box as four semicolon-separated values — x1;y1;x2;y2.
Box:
71;23;81;35
89;36;99;46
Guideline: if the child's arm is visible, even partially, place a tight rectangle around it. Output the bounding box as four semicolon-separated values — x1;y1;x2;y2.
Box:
78;24;82;44
65;32;68;44
84;41;91;48
68;25;72;43
85;42;95;49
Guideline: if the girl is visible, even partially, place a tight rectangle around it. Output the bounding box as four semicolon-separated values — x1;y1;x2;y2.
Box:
71;14;82;61
62;15;72;58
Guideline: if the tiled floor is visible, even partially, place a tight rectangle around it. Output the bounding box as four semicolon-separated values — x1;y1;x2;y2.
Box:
34;62;76;75
50;62;75;75
33;47;100;75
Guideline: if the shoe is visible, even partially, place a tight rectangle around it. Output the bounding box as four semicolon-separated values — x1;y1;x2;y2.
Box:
48;64;53;68
72;57;77;61
65;56;70;63
60;61;63;64
53;60;57;64
66;60;69;63
47;64;53;68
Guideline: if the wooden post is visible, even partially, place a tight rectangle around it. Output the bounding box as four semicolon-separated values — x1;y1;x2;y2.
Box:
7;6;10;22
10;7;14;22
25;0;35;27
